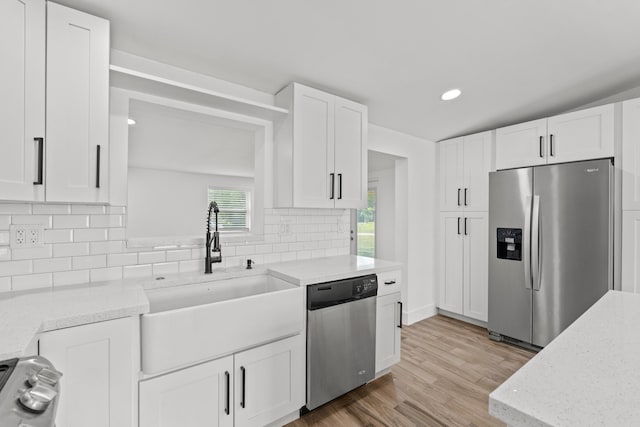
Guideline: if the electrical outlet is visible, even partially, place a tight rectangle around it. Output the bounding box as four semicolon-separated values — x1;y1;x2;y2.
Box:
10;225;44;249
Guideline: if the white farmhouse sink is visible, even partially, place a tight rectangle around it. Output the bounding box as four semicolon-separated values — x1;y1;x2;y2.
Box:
141;274;303;375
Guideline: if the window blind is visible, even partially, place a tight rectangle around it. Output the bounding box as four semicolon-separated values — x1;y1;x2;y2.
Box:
207;188;251;231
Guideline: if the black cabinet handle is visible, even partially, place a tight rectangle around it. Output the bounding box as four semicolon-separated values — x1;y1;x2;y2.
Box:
384;280;396;285
240;366;246;409
550;134;555;157
398;301;403;328
464;188;468;206
225;371;230;415
539;136;544;158
457;188;461;206
457;217;461;235
464;217;468;235
33;137;44;185
329;173;335;200
338;173;342;200
96;145;101;188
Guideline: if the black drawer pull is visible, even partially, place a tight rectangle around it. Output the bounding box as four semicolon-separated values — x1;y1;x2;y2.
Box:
224;371;230;415
240;366;246;409
33;137;44;185
384;280;396;285
398;301;403;328
96;145;101;188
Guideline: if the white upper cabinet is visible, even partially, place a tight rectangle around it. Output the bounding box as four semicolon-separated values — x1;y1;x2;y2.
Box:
46;2;110;202
496;104;614;170
496;119;548;170
275;83;367;209
622;98;640;210
439;131;492;212
0;0;45;201
547;104;614;164
334;96;367;209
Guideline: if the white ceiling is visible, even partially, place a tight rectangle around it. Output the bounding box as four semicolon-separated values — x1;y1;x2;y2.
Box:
128;100;256;177
59;0;640;141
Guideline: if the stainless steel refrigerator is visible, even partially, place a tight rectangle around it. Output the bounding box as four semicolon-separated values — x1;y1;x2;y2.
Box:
488;158;613;348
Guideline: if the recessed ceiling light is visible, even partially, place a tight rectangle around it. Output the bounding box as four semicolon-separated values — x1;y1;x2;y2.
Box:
441;89;462;101
127;118;136;125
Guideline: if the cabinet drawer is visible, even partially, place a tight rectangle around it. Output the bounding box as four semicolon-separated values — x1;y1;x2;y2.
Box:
377;270;401;296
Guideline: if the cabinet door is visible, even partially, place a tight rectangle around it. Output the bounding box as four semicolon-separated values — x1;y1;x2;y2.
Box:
622;211;640;293
0;0;45;201
439;138;463;211
495;118;547;170
234;335;304;427
39;317;135;427
438;212;464;314
547;104;614;165
46;2;109;202
139;356;233;427
622;98;640;210
463;212;488;322
334;96;368;209
463;132;492;211
375;292;401;373
292;84;335;208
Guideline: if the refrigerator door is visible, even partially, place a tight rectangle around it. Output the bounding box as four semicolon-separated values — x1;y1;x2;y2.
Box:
532;159;612;347
488;168;533;343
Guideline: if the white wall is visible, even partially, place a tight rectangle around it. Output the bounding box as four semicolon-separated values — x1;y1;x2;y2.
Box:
127;168;253;240
368;125;438;324
368;167;395;261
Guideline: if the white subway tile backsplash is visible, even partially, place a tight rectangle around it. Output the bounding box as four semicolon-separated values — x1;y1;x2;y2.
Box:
0;260;32;277
12;215;52;227
263;253;281;264
123;264;152;279
90;215;123;228
53;242;90;257
272;243;288;253
11;245;52;260
255;244;273;254
44;229;73;244
0;204;31;214
33;204;71;215
33;257;71;273
297;250;312;260
73;255;107;270
108;228;126;241
107;206;126;214
53;270;90;287
235;245;256;256
90;241;124;254
153;262;179;276
0;216;11;229
0;231;9;245
71;205;106;215
139;251;165;264
12;273;52;291
311;249;326;258
90;267;123;282
54;215;89;229
74;228;108;242
107;253;138;267
280;252;297;262
0;277;10;292
166;249;191;262
179;259;200;273
0;248;9;261
190;248;205;260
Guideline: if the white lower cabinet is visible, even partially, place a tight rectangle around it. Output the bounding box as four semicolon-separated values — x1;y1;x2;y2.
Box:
39;317;137;427
139;334;304;427
438;211;489;322
375;292;402;373
140;356;234;427
622;210;640;293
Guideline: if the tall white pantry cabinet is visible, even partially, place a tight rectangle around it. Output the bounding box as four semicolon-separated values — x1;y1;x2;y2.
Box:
0;0;109;203
437;131;492;322
621;97;640;293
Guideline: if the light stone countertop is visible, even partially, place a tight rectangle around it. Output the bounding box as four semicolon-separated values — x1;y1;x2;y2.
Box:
0;255;400;361
0;281;149;360
489;290;640;427
267;255;402;286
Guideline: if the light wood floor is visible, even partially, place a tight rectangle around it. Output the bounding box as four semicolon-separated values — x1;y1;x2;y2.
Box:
288;315;534;427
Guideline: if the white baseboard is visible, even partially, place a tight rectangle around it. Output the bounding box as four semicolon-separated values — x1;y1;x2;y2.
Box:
403;303;437;325
437;308;488;328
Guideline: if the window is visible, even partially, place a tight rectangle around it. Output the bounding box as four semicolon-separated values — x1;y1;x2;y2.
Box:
207;187;252;232
356;188;376;257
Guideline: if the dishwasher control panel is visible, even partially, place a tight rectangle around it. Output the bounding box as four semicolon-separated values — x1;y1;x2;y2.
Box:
353;276;377;296
307;274;378;310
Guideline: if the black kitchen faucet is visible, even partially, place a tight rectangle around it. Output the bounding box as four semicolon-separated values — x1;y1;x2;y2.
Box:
205;201;222;273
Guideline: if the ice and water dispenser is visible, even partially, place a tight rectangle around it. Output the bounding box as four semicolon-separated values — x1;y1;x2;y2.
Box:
496;228;522;261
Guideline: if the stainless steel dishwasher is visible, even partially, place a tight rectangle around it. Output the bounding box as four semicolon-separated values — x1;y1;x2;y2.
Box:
306;274;377;411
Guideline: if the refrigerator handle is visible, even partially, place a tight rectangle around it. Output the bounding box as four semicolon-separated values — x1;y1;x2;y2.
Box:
524;196;532;290
531;195;541;291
